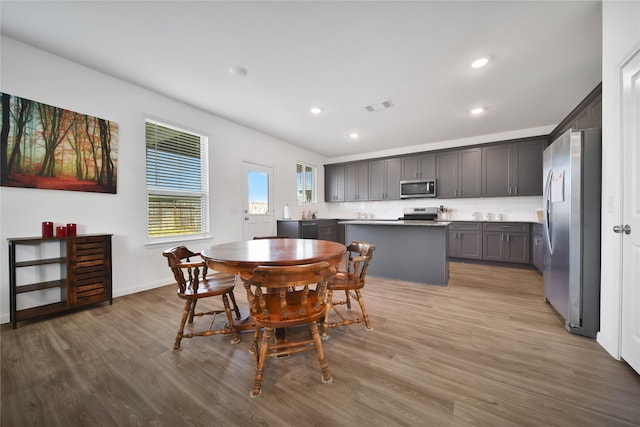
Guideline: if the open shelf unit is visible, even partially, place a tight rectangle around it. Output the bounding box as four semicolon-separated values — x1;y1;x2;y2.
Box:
8;234;112;328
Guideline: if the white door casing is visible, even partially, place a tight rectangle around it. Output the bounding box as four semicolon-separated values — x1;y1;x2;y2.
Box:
620;45;640;375
242;162;275;240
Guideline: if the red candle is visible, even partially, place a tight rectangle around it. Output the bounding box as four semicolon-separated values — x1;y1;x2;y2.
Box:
55;226;67;238
42;222;54;238
66;223;77;237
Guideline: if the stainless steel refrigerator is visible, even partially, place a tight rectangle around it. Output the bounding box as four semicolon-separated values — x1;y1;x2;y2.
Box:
543;128;601;338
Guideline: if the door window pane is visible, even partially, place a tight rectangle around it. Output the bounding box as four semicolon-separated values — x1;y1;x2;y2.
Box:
248;170;269;214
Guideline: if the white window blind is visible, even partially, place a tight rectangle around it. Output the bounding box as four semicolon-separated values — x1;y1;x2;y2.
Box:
296;163;315;204
146;119;208;238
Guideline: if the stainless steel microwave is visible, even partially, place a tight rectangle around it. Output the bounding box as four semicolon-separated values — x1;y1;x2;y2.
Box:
400;179;437;198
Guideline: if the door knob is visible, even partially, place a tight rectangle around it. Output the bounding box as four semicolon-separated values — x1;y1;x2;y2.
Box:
613;224;631;235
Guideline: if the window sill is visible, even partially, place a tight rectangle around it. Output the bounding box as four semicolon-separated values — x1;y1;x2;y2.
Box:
145;233;214;247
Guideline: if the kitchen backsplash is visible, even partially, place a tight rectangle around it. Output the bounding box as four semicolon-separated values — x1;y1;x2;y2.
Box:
290;196;543;222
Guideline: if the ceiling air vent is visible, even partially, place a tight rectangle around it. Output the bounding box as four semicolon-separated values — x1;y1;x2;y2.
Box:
365;100;393;112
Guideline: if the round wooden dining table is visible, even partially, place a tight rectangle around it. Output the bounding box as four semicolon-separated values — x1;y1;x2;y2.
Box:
201;238;346;332
201;238;346;279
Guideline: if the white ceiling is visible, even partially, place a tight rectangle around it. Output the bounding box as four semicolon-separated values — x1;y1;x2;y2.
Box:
0;1;602;159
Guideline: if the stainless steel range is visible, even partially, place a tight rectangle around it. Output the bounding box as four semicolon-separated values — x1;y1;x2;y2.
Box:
401;207;438;221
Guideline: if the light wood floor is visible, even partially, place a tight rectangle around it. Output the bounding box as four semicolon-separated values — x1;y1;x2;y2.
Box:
2;262;640;426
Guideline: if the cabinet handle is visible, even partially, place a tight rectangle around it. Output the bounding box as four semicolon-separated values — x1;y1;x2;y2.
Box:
508;187;512;195
514;186;518;195
501;234;504;241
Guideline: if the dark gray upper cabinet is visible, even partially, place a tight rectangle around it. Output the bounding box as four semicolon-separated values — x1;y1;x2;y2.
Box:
401;153;436;180
345;161;369;201
436;151;458;198
481;143;511;197
549;83;602;142
437;148;481;198
324;164;345;202
512;138;544;196
481;138;544;197
369;158;402;201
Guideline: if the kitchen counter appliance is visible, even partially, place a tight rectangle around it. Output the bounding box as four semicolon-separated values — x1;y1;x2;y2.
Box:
401;207;438;221
400;179;436;199
543;128;601;338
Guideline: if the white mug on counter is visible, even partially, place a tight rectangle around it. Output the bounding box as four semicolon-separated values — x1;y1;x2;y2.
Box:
483;213;492;221
494;213;503;221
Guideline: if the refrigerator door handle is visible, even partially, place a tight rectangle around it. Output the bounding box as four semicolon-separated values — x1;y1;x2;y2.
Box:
543;169;553;253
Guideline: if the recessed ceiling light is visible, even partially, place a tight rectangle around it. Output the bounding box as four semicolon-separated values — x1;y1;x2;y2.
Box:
310;107;322;115
471;58;489;68
471;107;486;115
228;65;248;77
349;132;360;139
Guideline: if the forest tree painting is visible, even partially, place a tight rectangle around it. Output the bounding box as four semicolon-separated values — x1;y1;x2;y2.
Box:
1;93;118;193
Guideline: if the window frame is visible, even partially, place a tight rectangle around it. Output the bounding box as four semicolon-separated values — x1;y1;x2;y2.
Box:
145;118;210;243
296;162;317;205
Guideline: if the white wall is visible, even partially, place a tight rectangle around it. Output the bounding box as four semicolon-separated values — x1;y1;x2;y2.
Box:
0;37;328;323
598;1;640;358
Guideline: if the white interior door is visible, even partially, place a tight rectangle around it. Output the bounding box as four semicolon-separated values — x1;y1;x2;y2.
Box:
621;46;640;375
243;162;275;240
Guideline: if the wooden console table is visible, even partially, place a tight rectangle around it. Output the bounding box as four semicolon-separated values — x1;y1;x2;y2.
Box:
7;234;113;328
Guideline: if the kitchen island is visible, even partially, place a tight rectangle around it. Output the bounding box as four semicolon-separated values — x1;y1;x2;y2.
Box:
342;220;450;286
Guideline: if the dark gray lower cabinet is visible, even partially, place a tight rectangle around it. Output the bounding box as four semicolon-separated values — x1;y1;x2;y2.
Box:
482;223;530;264
531;223;544;272
448;222;483;259
276;220;340;243
317;222;338;241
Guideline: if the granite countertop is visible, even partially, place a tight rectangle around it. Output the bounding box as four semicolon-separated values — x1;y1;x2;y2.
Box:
339;220;450;227
279;218;542;225
446;220;543;224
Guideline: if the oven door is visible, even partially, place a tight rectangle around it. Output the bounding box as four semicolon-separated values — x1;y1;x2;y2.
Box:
400;179;436;198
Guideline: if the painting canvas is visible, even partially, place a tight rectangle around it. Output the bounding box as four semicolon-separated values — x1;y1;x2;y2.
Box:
1;93;118;194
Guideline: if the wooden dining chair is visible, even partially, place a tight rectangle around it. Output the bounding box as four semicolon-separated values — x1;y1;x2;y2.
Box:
321;240;376;339
241;261;335;397
163;246;241;350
